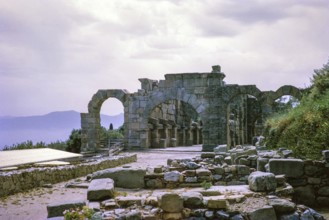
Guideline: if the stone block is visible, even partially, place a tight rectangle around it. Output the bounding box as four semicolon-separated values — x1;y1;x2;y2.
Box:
268;159;304;178
182;170;196;177
224;156;232;165
91;167;146;189
185;176;198;183
318;186;329;196
47;201;86;218
158;193;183;213
164;171;182;182
181;192;204;209
275;175;286;186
196;169;212;176
201;152;215;158
257;157;269;172
308;177;321;185
268;198;296;215
293;185;316;207
87;178;115;201
116;196;143;207
275;183;294;197
204;196;228;209
248;205;276;220
287;178;307;187
248;171;277;192
236;165;250;175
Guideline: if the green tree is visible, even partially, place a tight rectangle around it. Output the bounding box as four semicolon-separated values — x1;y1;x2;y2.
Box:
109;123;113;130
66;129;81;153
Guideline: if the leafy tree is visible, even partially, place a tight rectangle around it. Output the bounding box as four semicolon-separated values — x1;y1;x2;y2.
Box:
109;123;113;130
66;129;81;153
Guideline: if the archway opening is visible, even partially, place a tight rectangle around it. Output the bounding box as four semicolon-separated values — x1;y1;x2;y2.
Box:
273;95;300;114
99;98;124;148
147;100;202;148
227;94;261;148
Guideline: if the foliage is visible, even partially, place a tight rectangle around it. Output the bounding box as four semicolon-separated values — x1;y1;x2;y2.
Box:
264;60;329;159
66;129;82;153
47;140;68;151
63;206;95;220
3;140;46;151
107;130;124;139
201;180;212;190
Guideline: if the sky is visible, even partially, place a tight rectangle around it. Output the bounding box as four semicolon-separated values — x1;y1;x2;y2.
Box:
1;0;329;117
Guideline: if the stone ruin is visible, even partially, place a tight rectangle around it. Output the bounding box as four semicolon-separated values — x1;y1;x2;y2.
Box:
81;65;302;152
46;148;329;219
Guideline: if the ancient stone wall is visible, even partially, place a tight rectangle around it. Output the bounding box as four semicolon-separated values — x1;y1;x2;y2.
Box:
0;154;136;197
81;65;302;152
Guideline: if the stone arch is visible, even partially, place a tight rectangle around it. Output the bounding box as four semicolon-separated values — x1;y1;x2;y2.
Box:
226;86;263;148
273;85;302;102
143;88;207;123
88;89;128;114
81;89;128;152
141;88;208;148
260;85;302;120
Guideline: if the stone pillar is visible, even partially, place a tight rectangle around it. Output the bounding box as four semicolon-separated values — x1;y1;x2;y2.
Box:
186;126;193;146
149;117;160;148
159;119;168;148
81;113;100;153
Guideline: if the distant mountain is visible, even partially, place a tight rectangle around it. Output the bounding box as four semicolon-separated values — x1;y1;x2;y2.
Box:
0;110;124;149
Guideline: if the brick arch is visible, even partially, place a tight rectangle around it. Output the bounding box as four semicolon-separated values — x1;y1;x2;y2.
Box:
88;89;128;114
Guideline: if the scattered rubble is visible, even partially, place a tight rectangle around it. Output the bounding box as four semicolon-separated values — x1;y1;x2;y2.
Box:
43;145;328;219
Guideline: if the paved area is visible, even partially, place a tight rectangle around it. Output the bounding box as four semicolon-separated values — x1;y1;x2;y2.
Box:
0;148;82;168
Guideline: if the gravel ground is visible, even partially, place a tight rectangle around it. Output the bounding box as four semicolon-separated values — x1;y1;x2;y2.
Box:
0;145;328;220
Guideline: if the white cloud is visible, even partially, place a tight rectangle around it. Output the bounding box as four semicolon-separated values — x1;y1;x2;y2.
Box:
0;0;328;116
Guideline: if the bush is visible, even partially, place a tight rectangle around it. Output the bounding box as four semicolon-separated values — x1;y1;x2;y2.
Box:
3;140;46;151
66;129;82;153
264;60;329;159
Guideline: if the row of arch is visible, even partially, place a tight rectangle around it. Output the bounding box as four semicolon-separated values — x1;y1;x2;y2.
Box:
81;85;302;152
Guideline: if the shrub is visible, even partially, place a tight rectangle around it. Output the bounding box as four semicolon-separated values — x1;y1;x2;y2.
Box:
264;60;329;159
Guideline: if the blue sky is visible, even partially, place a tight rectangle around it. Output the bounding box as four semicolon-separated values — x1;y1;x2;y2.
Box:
1;0;329;116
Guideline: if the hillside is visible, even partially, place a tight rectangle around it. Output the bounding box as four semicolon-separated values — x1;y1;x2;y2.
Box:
0;111;123;149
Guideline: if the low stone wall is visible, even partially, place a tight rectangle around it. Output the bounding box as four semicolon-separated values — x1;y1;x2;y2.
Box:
0;154;137;197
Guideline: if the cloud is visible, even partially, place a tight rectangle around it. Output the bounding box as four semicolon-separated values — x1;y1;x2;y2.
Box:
0;0;328;116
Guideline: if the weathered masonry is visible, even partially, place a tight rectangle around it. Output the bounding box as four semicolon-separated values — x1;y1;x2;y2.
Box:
81;65;301;152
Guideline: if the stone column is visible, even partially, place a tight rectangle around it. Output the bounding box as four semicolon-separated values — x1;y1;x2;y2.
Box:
186;126;193;146
80;113;99;153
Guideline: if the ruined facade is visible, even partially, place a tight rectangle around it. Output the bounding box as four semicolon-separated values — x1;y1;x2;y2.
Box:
81;65;301;152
